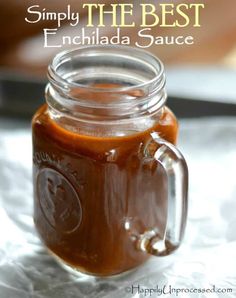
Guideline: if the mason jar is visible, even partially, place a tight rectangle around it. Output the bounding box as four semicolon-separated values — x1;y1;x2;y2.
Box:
32;45;188;277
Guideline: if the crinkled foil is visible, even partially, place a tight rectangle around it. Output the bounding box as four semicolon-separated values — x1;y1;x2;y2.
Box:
0;117;236;298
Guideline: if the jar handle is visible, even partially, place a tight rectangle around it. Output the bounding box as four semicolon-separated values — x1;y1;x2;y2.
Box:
138;132;188;256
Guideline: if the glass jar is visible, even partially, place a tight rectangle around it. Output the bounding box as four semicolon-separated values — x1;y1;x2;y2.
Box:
32;45;188;277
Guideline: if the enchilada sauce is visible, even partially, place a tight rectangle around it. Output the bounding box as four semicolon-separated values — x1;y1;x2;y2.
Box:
32;102;178;276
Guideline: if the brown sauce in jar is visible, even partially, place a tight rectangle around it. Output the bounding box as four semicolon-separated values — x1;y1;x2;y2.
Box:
33;97;178;276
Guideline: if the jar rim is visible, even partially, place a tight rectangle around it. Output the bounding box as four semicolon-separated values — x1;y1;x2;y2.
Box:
48;45;165;93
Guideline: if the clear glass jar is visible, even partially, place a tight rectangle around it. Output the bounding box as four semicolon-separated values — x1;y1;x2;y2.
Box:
32;45;188;277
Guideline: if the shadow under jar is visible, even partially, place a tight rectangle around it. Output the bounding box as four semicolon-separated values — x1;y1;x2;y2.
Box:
32;45;188;277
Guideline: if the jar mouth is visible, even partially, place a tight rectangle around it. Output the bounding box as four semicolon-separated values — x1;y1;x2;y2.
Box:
47;45;167;123
48;45;165;94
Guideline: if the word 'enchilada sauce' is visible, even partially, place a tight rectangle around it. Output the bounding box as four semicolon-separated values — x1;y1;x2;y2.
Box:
32;95;178;276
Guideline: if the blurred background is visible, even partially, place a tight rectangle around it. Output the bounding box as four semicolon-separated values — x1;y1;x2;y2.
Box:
0;0;236;117
1;0;236;73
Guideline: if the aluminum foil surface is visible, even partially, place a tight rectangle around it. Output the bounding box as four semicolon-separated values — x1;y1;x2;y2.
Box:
0;117;235;298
